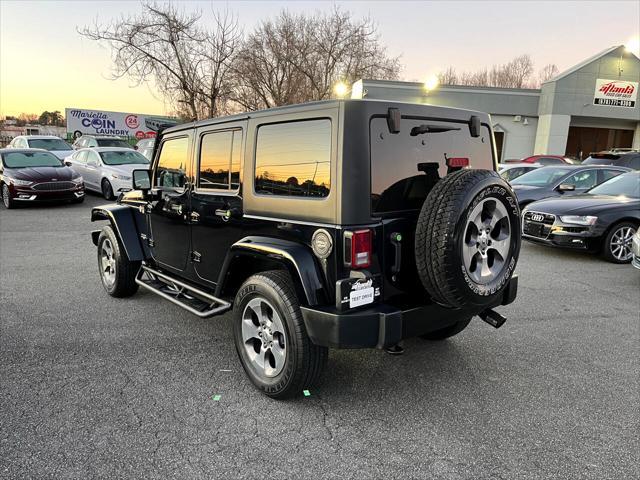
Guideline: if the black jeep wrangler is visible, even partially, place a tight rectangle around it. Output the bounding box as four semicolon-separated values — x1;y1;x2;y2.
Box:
91;99;520;398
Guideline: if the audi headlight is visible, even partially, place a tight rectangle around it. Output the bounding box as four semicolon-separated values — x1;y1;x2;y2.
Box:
559;215;598;225
112;174;131;181
11;178;32;186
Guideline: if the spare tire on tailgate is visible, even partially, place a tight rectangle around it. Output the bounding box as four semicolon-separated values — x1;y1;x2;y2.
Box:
415;169;521;309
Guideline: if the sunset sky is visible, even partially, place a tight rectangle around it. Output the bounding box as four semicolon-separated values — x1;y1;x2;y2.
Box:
1;0;639;118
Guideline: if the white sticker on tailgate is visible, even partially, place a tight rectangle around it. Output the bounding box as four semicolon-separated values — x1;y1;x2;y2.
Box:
349;287;375;308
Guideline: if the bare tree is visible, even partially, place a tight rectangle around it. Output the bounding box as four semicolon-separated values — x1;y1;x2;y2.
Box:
538;63;559;85
233;8;401;109
438;54;536;89
79;2;240;120
437;66;458;85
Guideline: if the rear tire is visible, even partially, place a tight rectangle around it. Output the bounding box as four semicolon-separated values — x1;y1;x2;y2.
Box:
102;179;114;200
233;270;328;399
97;225;140;297
420;317;472;341
602;222;637;264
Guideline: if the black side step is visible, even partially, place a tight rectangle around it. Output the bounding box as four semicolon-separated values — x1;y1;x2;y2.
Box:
478;308;507;329
136;265;231;318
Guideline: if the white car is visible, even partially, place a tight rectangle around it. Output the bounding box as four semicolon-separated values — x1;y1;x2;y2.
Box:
632;229;640;270
64;147;149;200
8;135;74;160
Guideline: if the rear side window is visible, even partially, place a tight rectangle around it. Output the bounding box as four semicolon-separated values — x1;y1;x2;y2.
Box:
537;157;564;165
622;155;640;170
371;117;493;214
155;137;189;189
198;129;242;191
254;119;331;198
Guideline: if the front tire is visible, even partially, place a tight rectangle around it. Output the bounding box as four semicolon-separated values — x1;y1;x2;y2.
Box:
101;179;114;200
233;270;327;399
2;184;15;209
602;222;637;263
97;226;140;297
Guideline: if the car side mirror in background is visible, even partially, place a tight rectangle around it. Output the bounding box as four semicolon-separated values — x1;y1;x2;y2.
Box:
64;160;72;166
132;169;151;191
558;183;576;192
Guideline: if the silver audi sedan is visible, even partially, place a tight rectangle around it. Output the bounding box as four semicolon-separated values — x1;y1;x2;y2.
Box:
64;147;149;200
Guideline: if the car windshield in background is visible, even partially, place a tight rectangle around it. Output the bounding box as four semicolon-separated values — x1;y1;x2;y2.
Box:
588;173;640;198
99;150;150;166
27;138;73;151
511;167;572;187
96;139;131;148
2;151;63;168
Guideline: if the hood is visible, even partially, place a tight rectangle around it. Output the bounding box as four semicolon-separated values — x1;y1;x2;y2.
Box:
511;184;542;191
103;164;145;176
7;166;76;182
512;184;555;203
526;194;640;215
49;150;75;160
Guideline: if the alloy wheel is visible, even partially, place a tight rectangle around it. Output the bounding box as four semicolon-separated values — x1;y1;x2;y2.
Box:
610;226;635;261
100;238;116;287
241;297;287;378
462;198;511;284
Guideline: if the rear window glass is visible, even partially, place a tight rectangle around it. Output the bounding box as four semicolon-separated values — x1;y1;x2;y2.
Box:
97;138;131;148
27;138;72;151
370;117;493;213
255;119;331;198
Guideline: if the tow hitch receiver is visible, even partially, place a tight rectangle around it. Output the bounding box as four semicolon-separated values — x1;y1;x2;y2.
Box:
478;308;507;329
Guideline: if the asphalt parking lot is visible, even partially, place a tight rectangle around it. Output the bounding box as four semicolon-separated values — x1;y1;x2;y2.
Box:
1;193;638;480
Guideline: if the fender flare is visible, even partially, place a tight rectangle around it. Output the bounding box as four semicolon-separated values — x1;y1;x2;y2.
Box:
91;204;145;261
216;236;326;306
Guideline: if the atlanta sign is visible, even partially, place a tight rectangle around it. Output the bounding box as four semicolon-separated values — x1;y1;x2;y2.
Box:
593;79;638;108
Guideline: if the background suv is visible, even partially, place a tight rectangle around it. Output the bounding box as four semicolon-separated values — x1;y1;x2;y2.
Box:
72;135;132;150
582;151;640;170
8;135;74;160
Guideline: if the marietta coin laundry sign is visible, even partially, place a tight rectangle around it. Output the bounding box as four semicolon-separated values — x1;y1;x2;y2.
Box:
593;79;638;108
65;108;177;138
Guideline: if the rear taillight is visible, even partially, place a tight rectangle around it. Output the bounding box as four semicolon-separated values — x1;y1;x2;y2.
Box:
446;157;469;168
344;229;372;268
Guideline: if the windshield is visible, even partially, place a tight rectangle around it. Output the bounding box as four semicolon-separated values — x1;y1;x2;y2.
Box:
96;138;131;148
511;167;572;187
99;150;149;166
2;151;63;168
27;138;73;151
588;173;640;197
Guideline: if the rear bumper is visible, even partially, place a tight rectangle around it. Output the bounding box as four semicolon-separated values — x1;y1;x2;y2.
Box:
301;275;518;349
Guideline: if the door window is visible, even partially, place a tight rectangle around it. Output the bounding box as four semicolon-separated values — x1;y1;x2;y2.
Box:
197;130;243;191
255;119;331;197
75;151;88;164
599;169;623;183
565;170;598;189
87;151;100;166
155;137;189;189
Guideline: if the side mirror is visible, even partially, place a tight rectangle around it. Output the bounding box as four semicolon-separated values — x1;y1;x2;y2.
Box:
558;183;575;192
64;160;72;166
132;169;151;191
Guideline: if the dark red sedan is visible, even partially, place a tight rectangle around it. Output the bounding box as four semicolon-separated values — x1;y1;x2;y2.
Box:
519;155;574;165
0;149;85;208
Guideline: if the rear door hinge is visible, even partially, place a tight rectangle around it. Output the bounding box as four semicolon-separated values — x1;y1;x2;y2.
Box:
191;251;202;263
